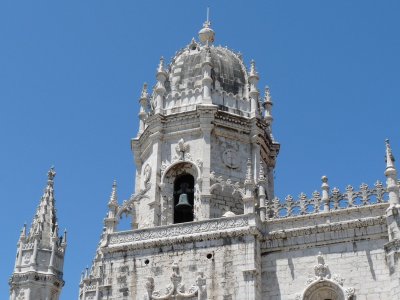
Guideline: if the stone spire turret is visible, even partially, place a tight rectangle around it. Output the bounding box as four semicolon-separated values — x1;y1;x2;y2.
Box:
154;57;167;114
248;60;260;117
9;167;66;300
104;180;119;233
263;86;273;125
385;139;400;207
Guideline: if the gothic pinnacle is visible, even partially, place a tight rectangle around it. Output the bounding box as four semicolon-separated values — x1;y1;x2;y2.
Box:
384;139;400;207
108;180;118;207
385;139;396;175
140;83;148;100
157;56;165;73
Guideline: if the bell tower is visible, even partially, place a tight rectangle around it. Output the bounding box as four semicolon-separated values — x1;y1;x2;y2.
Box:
125;19;280;230
79;17;279;300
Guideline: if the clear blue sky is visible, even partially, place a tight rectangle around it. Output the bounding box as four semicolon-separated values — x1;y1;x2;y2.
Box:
1;1;399;298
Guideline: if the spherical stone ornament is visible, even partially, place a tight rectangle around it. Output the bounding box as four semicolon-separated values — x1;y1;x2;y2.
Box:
199;21;215;44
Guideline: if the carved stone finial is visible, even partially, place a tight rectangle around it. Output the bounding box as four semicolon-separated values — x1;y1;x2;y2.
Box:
47;166;56;182
157;56;165;73
314;252;329;278
250;59;256;75
264;86;272;103
175;138;190;159
109;180;118;206
140;83;148;99
385;139;396;170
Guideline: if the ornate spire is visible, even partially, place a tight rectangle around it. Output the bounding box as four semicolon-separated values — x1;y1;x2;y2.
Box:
140;82;148;100
384;139;400;207
249;59;258;78
157;56;165;73
263;86;274;125
10;166;66;298
198;8;215;44
385;139;396;175
108;180;118;207
27;166;58;246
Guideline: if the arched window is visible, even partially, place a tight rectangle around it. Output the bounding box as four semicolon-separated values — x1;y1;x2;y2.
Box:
173;174;194;223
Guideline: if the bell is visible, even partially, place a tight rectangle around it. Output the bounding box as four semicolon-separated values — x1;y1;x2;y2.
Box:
176;193;192;211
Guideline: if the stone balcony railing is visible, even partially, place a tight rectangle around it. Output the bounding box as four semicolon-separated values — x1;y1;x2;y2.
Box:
105;214;258;251
268;180;388;219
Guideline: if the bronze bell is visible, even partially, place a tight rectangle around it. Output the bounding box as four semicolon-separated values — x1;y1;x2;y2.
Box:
176;193;192;211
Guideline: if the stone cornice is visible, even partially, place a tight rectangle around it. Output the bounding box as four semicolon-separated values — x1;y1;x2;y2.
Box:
102;214;263;253
263;215;388;252
9;271;64;288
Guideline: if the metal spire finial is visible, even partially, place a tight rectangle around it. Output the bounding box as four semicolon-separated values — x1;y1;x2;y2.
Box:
199;7;215;44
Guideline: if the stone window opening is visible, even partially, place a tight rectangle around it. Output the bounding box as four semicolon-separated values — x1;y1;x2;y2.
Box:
173;174;195;224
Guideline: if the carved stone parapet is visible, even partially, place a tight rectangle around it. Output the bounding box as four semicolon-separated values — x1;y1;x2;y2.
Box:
104;214;261;252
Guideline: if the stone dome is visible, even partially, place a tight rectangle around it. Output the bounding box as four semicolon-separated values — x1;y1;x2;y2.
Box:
165;42;247;96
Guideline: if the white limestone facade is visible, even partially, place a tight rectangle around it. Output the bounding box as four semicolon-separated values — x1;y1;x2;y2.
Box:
9;168;67;300
71;18;400;300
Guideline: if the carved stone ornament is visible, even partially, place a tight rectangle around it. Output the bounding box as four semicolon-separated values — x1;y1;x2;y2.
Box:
296;252;355;300
143;164;152;184
145;262;207;300
222;148;239;169
160;138;203;178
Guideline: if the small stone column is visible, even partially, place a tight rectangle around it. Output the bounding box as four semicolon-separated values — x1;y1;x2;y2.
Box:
321;176;330;212
248;60;259;118
154;57;167;115
138;83;148;135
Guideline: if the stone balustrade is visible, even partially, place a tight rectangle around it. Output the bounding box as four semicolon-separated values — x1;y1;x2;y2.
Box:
268;180;388;219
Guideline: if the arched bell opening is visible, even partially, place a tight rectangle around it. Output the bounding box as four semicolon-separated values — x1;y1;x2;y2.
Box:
173;174;195;224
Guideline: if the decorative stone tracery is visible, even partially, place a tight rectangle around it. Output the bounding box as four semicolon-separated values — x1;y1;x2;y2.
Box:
145;263;207;300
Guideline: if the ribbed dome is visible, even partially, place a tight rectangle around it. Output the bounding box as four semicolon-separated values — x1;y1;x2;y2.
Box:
166;44;247;96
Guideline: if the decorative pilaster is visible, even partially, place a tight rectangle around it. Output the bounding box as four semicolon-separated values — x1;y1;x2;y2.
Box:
201;47;213;104
243;159;256;214
258;161;267;221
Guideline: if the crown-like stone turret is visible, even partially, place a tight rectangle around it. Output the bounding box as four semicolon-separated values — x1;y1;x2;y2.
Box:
9;167;66;300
